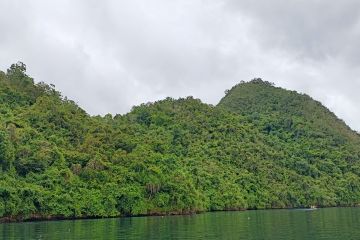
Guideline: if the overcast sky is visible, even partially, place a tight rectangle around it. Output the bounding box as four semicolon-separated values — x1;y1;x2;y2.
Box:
1;0;360;131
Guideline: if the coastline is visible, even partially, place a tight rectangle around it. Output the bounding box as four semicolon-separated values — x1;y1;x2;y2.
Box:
3;205;358;224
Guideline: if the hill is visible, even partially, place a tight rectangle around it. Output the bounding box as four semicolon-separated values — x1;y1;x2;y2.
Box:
219;78;359;142
1;63;360;222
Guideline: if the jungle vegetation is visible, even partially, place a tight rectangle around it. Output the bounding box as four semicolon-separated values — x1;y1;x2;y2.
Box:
1;62;360;221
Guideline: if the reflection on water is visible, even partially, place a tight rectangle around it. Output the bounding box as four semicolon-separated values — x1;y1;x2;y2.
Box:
1;207;360;240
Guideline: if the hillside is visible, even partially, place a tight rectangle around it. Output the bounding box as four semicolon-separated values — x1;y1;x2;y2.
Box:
219;78;359;142
1;63;360;222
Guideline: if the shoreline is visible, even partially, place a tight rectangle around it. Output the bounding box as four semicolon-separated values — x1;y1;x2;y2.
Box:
2;205;358;224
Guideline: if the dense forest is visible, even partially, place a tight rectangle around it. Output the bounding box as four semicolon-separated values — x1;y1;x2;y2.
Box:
1;62;360;222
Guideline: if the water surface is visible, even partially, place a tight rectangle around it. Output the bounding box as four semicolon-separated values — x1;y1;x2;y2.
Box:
1;207;360;239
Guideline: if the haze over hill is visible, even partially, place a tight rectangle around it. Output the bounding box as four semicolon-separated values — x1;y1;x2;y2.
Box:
1;63;360;222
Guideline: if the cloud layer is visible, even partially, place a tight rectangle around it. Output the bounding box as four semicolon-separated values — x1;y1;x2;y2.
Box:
1;0;360;131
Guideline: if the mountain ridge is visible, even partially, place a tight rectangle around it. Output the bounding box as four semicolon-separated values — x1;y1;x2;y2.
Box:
1;63;360;222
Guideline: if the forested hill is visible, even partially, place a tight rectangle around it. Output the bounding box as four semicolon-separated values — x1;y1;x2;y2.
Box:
218;79;359;142
1;63;360;222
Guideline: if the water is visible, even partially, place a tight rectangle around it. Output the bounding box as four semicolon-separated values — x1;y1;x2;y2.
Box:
1;208;360;240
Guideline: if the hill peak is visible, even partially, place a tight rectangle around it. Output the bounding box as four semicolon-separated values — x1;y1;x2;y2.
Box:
218;78;359;141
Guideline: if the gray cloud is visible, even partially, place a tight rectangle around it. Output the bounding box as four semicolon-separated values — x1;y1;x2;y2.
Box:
225;0;360;61
0;0;360;131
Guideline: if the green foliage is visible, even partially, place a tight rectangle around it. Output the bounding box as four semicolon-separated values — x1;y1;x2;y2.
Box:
1;65;360;221
0;128;15;171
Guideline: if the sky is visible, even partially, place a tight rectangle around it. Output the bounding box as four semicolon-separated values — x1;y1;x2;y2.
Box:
1;0;360;131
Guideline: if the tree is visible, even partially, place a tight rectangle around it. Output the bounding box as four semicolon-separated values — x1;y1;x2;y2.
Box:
0;129;14;171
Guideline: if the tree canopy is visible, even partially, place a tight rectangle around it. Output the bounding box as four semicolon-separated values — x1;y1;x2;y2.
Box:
1;64;360;222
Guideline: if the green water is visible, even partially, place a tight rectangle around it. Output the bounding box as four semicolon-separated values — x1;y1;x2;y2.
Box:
1;208;360;239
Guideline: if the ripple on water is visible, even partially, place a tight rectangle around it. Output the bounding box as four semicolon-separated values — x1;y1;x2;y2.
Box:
1;208;360;240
